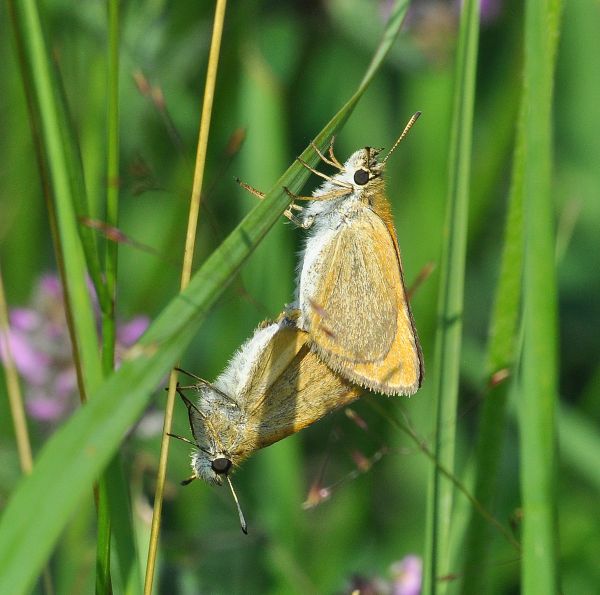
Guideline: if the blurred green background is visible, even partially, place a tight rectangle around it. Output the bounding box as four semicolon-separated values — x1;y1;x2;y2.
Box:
0;0;598;593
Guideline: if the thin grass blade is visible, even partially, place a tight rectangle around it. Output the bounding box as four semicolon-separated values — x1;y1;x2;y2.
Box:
460;60;525;595
518;0;562;591
7;2;143;593
423;1;480;592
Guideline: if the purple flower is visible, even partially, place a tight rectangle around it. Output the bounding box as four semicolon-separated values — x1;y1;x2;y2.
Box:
454;0;503;24
342;555;422;595
116;317;149;349
390;555;422;595
479;0;503;23
0;273;149;425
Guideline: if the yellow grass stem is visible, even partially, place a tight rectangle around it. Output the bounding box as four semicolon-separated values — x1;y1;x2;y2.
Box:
143;1;228;593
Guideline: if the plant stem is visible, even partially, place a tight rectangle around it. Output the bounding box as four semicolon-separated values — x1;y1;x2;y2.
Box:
423;1;480;592
143;1;228;593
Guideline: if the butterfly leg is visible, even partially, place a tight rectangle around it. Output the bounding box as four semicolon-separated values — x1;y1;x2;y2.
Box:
296;156;352;189
327;136;344;170
282;187;316;229
236;177;304;225
284;209;312;229
235;177;264;198
283;185;351;203
310;139;344;171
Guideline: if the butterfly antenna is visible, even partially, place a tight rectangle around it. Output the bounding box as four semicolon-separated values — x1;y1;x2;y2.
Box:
176;386;207;421
226;476;248;534
382;111;422;164
167;432;196;447
175;366;206;382
176;369;240;407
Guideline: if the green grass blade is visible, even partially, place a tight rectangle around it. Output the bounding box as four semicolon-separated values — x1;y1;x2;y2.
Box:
8;3;108;587
7;0;102;392
8;1;141;592
97;0;144;592
460;59;525;595
423;1;480;593
460;161;523;593
8;2;110;315
0;3;411;592
518;0;562;592
52;71;110;314
105;459;141;595
95;479;112;594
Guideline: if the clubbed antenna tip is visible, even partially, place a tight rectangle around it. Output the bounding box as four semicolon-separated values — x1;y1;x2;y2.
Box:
382;111;422;164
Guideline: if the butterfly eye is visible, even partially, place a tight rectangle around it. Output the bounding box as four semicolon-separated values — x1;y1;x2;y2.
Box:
211;457;232;474
354;169;370;186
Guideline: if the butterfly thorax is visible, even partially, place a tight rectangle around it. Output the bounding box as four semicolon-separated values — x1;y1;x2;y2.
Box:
295;147;391;329
302;148;386;227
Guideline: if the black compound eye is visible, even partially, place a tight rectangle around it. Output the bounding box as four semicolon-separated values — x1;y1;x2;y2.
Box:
353;169;370;186
211;457;232;474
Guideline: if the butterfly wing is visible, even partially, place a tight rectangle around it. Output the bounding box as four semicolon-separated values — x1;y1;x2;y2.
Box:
242;323;308;401
305;208;423;395
242;326;360;451
306;211;398;362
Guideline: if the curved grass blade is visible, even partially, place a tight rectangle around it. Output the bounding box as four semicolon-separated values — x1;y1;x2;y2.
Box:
0;2;411;592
